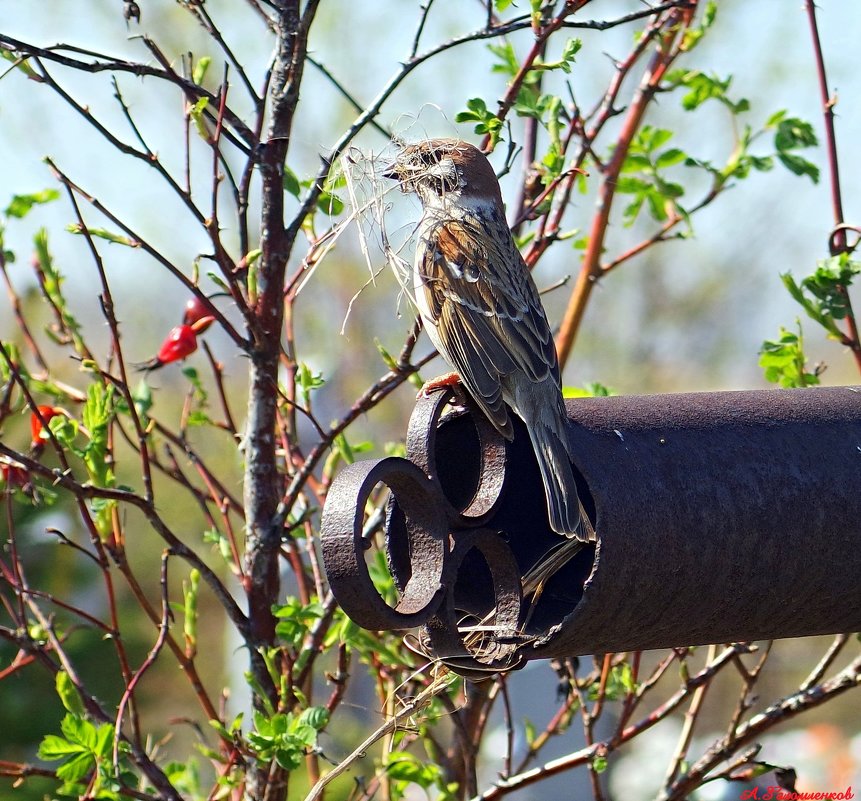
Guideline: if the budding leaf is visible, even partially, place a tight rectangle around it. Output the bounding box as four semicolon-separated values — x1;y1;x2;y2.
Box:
65;223;139;247
55;671;86;717
192;56;211;85
189;96;211;142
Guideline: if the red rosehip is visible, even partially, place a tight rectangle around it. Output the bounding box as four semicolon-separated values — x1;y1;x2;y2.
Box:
136;324;199;371
30;405;63;450
157;324;198;363
183;296;215;333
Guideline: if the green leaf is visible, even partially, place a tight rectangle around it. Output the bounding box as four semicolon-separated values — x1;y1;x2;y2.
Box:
535;38;581;73
375;339;400;374
48;414;79;452
777;152;819;183
524;718;537;746
774;117;818;151
630;126;673;154
182;366;209;405
164;759;203;798
248;707;327;773
183;568;200;654
797;254;860;324
82;383;115;488
189;96;211;141
618;661;637;692
749;155;774;172
384;751;441;789
759;322;821;388
39;733;88;760
203;526;233;562
132;379;153;419
680;0;717;50
55;752;96;783
64;223;139;247
622;196;645;226
455;97;487;122
92;722;114;758
512;87;545;120
561;38;582;63
488;42;519;77
299;706;329;731
39;713;116;790
619;153;651;173
283;166;301;198
0;46;41;81
5;189;60;218
614;176;651;194
563;382;614;398
297;362;325;408
206;271;231;293
654;178;684;199
494;0;513;10
56;671;86;717
274;597;325;648
192;56;212;86
316;191;344;216
655;148;686;169
765;109;787;128
456;97;503;144
666;69;748;113
770;116;819;183
646;191;669;222
186;410;213;427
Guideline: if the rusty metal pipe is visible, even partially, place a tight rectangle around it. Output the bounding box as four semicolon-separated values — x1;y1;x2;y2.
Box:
529;385;861;658
321;386;861;673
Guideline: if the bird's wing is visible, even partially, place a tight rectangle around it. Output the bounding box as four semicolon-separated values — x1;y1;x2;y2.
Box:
419;216;560;436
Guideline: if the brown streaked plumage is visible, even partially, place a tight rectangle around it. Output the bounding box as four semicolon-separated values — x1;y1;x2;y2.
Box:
385;138;594;541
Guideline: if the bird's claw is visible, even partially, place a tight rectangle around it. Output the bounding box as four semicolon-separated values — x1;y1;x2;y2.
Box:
416;371;461;400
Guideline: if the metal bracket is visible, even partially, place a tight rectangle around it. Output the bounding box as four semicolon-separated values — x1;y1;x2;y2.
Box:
321;388;533;675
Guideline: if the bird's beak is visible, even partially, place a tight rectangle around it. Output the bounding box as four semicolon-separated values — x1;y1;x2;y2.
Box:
382;162;400;180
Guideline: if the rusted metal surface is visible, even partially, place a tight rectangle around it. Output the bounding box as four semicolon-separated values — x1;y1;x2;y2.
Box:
320;389;524;674
320;386;861;674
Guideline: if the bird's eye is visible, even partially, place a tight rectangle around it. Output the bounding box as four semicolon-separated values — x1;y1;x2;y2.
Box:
418;150;440;167
419;155;458;196
426;175;448;196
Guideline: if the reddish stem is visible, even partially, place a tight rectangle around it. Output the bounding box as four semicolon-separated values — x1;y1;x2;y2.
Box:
555;10;687;369
804;0;861;373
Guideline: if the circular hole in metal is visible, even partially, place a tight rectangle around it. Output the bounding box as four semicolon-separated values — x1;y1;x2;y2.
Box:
452;538;521;670
451;545;497;621
321;458;448;631
520;541;597;636
434;403;507;519
434;411;483;510
360;482;402;608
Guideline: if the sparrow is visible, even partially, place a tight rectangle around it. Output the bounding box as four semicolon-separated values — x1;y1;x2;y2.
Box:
384;138;594;542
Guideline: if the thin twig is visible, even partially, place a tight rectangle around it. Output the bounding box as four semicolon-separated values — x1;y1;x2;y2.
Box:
803;0;861;373
304;672;456;801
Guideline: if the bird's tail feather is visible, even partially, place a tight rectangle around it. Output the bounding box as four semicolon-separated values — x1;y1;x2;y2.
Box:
527;421;595;541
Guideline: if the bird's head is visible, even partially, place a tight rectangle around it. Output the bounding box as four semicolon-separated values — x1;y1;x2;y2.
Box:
383;138;503;211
